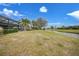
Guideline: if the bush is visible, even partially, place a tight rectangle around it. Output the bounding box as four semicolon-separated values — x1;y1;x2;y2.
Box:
3;28;18;34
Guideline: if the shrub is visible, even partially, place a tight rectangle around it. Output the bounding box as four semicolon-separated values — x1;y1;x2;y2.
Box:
3;28;18;34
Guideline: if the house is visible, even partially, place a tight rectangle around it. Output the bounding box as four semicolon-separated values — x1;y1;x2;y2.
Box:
0;15;21;30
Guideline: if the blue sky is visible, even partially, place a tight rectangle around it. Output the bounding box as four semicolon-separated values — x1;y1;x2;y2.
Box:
0;3;79;27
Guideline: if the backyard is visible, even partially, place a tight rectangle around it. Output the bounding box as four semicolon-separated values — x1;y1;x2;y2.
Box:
0;30;79;56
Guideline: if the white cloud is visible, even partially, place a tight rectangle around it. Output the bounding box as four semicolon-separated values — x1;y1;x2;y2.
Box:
0;3;10;6
40;6;48;13
67;10;79;20
48;22;63;27
0;8;24;17
48;22;62;25
13;11;23;16
3;8;13;16
0;3;21;6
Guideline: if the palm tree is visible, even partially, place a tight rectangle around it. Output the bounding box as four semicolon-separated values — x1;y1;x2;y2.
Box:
20;18;30;31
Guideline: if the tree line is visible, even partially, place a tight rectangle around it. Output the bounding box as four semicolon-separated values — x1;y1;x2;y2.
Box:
56;25;79;29
50;25;79;30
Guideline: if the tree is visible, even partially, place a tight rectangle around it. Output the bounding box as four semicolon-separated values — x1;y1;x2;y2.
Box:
50;26;54;29
36;17;48;29
20;18;30;30
32;20;38;30
32;17;48;30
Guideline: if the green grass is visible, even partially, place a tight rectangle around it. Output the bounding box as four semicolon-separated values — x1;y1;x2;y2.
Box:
57;29;79;34
0;30;79;56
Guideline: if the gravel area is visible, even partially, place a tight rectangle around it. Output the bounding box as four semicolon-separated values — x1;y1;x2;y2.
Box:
54;31;79;39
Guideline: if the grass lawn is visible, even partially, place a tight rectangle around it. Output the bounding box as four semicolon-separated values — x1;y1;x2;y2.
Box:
57;29;79;34
0;30;79;56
